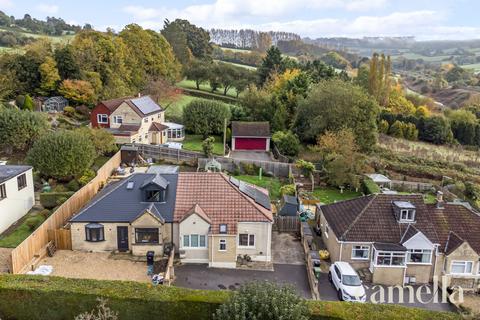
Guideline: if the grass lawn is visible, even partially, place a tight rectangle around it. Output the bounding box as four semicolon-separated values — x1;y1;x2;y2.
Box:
311;187;362;204
213;59;257;70
182;135;224;155
234;175;286;201
177;79;240;98
0;211;46;248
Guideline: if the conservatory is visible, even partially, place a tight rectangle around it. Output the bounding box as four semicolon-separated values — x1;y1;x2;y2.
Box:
164;122;185;141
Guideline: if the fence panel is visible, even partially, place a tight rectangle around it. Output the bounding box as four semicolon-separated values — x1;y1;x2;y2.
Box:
10;151;121;274
273;216;300;232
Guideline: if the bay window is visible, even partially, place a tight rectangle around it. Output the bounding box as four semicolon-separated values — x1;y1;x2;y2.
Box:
407;249;432;264
85;223;104;242
375;251;406;266
451;261;473;274
352;245;370;260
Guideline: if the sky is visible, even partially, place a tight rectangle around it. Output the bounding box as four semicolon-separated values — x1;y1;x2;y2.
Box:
1;0;480;40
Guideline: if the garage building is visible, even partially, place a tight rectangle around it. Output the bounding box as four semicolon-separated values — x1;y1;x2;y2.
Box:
231;121;271;151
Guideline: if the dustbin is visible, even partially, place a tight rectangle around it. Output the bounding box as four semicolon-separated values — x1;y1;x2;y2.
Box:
147;251;155;275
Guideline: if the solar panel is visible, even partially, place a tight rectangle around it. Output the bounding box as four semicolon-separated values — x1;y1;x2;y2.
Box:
238;181;271;210
229;176;240;187
130;96;161;115
126;181;134;190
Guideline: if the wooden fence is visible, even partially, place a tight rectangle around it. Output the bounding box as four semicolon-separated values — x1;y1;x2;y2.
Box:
300;221;320;300
10;151;121;274
391;180;433;192
198;157;291;177
164;249;175;286
273;216;300;232
136;144;200;163
48;229;72;250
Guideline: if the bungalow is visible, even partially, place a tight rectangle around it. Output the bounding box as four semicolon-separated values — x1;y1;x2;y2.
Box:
90;95;181;145
0;165;34;234
316;192;480;290
69;167;273;268
231;121;271;151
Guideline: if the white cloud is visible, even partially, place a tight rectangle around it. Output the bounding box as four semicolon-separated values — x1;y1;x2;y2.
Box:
121;1;480;40
0;0;13;9
36;3;59;15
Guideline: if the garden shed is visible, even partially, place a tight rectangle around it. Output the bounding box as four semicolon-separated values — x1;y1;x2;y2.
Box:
42;96;68;112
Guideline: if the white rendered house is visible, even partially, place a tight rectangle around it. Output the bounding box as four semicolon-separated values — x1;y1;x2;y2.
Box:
0;165;34;233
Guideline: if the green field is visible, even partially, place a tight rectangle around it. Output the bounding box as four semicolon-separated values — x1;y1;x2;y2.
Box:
219;46;252;53
214;59;257;70
234;175;286;201
461;63;480;72
311;187;362;204
182;134;224;155
177;79;240;98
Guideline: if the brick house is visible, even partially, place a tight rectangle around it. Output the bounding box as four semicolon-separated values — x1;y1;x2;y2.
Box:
90;95;170;145
316;193;480;290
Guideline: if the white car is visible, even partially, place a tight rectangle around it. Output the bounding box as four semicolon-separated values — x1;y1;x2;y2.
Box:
328;261;366;302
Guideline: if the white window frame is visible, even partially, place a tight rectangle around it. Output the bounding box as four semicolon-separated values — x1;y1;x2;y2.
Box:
182;234;207;249
238;233;255;248
113;115;123;124
351;245;370;260
374;251;406;267
97;114;108;124
400;209;415;222
219;224;227;234
219;239;227;251
450;261;474;275
407;249;432;265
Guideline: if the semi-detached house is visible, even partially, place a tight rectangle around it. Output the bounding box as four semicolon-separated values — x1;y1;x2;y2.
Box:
69;167;273;268
316;193;480;290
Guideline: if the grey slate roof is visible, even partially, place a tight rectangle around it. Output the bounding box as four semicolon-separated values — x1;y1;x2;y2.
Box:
70;173;178;223
0;165;32;184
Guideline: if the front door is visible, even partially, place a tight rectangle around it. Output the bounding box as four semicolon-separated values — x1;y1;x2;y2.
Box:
117;226;129;252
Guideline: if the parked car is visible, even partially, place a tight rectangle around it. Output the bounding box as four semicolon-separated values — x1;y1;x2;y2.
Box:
328;261;366;302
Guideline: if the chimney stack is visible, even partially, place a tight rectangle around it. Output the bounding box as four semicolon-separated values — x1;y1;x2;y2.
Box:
436;191;444;209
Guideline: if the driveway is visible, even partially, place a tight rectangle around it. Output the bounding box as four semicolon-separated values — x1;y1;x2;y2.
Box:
229;151;272;162
318;273;456;312
174;263;311;298
272;231;304;265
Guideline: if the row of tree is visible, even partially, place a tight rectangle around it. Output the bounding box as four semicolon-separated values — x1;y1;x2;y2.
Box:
209;29;300;51
0;11;83;36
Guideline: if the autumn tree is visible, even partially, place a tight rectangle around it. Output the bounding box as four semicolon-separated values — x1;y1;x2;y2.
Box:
294;79;379;152
38;56;60;95
368;53;391;107
313;129;366;189
58;79;96;106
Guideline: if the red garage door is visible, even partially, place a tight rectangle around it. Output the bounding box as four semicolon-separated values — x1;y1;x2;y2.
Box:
235;138;267;150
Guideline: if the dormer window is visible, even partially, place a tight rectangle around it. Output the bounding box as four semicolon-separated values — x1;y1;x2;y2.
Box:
145;189;165;202
400;209;415;222
393;201;416;223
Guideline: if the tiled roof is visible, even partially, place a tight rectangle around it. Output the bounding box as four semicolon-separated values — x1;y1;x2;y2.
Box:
149;122;169;132
180;204;212;224
174;172;273;234
0;165;32;184
99;97;132;112
444;231;465;255
232;121;270;137
320;194;480;255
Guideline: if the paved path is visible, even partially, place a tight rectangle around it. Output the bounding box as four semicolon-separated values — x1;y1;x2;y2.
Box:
272;232;305;265
229;151;273;162
174;263;311;298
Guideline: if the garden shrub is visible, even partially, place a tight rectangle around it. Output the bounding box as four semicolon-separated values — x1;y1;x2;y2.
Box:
280;184;296;196
362;178;381;194
26;218;40;231
39;209;51;220
40;192;75;209
272;131;300;157
67;179;81;192
79;169;96;186
63;106;76;117
241;163;258;175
